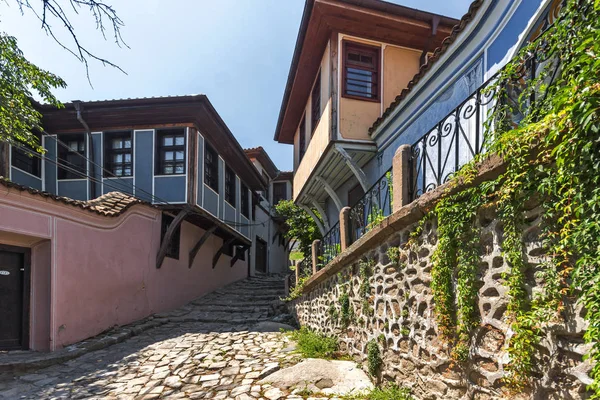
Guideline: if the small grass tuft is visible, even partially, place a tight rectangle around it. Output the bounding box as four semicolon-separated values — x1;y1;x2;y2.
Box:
287;327;338;359
342;384;414;400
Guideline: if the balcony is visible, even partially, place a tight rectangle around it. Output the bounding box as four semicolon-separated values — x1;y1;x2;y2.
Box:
294;99;332;201
293;99;377;222
304;28;560;277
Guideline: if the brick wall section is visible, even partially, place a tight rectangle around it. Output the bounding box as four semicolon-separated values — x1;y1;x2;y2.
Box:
288;155;592;399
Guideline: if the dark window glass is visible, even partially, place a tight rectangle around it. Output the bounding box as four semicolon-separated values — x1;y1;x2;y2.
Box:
11;132;41;177
225;166;236;206
58;134;86;180
343;42;380;100
272;182;287;206
241;183;249;218
156;128;185;175
299;116;306;163
262;172;269;201
104;131;133;177
204;143;219;192
161;214;180;259
311;70;321;135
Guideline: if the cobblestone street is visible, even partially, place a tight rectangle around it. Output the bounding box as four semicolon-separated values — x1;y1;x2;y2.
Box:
0;276;323;400
1;321;302;399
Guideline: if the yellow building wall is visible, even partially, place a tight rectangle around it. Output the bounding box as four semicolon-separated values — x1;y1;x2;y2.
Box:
293;99;332;200
383;46;421;110
339;98;380;141
338;36;421;141
294;40;331;171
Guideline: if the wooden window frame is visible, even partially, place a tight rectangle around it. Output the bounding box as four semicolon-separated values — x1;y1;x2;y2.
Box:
155;128;186;176
204;142;219;193
311;70;321;136
11;132;41;178
160;214;181;260
225;166;236;206
342;40;381;102
262;171;270;201
241;183;250;218
298;115;307;163
272;182;287;206
104;131;133;177
57;133;86;180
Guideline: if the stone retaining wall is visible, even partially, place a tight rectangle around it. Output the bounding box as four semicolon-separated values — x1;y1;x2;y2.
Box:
289;198;592;399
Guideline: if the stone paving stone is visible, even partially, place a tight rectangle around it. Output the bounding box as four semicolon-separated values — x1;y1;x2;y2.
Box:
0;276;310;399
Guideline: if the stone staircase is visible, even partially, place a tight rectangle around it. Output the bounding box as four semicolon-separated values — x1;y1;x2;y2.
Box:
175;274;290;325
0;274;291;375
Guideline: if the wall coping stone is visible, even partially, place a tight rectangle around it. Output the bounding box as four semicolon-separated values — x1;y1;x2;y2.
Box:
300;153;506;294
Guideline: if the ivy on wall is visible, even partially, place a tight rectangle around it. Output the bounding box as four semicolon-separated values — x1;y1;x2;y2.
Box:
424;0;600;395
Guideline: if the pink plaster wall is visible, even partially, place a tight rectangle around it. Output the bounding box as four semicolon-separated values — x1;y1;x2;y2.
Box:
0;189;248;351
31;241;51;351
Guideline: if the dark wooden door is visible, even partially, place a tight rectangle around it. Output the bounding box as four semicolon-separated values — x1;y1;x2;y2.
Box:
256;238;267;273
0;246;29;350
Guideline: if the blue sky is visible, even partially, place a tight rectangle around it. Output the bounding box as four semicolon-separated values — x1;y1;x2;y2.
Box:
1;0;473;171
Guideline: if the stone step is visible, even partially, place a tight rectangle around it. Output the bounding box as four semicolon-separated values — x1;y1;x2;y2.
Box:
192;300;279;308
191;304;273;313
216;289;283;297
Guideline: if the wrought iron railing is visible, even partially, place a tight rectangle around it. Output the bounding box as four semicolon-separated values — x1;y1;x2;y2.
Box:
408;30;560;202
349;167;393;243
298;253;312;277
319;222;341;268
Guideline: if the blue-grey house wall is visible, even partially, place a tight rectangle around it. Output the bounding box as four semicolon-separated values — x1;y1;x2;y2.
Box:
330;0;553;219
9;126;259;242
11;168;42;191
218;158;225;219
196;133;205;208
134;130;154;202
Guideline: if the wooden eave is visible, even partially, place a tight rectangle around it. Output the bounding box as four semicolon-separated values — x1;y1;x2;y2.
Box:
244;147;279;179
160;204;252;247
40;96;266;192
274;0;458;144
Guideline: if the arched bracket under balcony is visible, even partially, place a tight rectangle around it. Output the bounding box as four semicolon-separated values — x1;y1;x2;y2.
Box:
335;144;370;192
314;176;342;213
304;194;330;231
299;204;326;236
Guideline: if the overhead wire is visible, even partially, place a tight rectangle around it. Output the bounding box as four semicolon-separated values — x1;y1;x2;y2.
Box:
8;140;272;228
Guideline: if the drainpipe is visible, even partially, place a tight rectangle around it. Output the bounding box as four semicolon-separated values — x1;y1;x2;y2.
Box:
73;101;96;199
267;182;272;275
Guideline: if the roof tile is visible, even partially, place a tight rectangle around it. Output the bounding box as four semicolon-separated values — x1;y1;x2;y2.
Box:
0;177;154;217
368;0;484;135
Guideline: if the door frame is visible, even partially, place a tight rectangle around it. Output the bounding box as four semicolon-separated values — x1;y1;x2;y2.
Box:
0;244;31;350
255;236;268;274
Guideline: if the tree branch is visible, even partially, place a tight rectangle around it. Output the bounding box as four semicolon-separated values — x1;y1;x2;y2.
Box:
12;0;128;84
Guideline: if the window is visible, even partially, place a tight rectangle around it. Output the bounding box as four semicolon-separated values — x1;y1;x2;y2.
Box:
273;182;287;206
262;171;270;201
311;70;321;135
225;166;236;206
11;132;41;177
343;41;380;101
58;134;86;180
104;131;132;177
204;143;219;192
156;129;185;175
298;116;306;163
241;183;250;218
161;214;181;259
